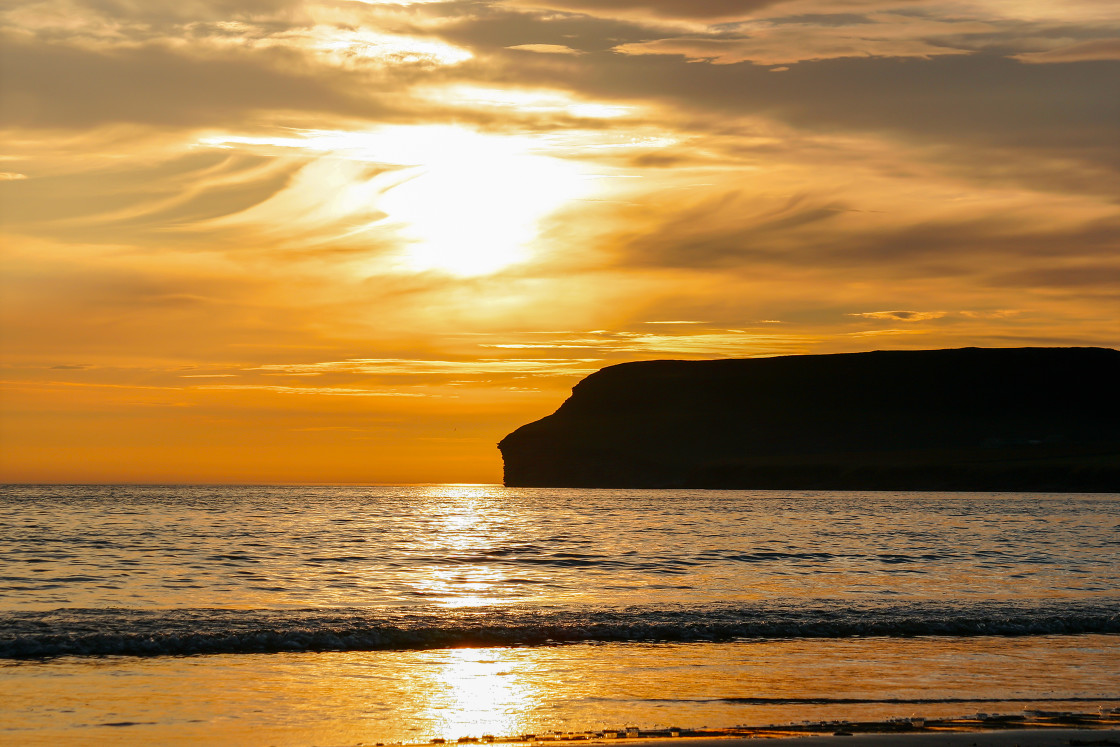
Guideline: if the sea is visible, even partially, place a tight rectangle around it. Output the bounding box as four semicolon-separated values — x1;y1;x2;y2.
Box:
1;485;1118;746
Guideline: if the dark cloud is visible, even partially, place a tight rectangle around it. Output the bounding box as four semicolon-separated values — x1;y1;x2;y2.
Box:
8;0;1117;177
762;14;873;26
504;0;782;21
614;192;850;267
1015;38;1120;64
0;32;399;129
429;4;659;54
912;142;1120;201
989;265;1120;289
569;53;1118;149
454;46;1120;192
8;265;247;310
616;195;1120;291
407;4;1120;169
36;0;308;25
765;55;1120;148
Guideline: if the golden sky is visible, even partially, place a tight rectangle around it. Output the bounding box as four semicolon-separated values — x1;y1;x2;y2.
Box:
2;0;1118;483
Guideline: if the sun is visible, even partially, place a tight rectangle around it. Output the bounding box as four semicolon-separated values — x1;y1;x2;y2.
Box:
374;126;587;276
198;124;592;276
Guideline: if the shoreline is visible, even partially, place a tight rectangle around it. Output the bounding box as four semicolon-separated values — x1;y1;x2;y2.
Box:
622;731;1120;746
382;712;1120;747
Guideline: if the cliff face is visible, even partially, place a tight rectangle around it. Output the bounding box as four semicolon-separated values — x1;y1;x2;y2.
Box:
498;347;1120;491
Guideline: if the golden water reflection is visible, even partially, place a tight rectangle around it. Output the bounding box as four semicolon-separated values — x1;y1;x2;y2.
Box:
399;489;544;734
407;486;533;608
414;647;540;740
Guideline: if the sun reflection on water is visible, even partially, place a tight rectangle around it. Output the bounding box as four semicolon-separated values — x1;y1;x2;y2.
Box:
416;647;539;740
407;485;527;608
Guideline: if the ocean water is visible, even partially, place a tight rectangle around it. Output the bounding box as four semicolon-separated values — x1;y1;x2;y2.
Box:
1;485;1118;745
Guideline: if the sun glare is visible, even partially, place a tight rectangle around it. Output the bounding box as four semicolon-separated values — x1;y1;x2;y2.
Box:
420;85;633;119
375;127;587;276
309;29;473;68
419;648;536;740
201;125;590;276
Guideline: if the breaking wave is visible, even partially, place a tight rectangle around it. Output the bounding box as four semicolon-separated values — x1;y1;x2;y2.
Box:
3;600;1117;659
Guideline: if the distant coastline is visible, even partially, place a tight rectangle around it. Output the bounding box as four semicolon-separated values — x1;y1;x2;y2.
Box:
499;347;1120;491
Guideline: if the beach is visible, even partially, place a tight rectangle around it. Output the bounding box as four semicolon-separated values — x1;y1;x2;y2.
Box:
382;713;1120;747
622;729;1120;747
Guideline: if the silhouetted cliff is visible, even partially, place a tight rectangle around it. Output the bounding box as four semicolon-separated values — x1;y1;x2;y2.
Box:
498;347;1120;491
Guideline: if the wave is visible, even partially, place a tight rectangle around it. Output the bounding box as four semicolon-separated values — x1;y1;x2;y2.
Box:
2;600;1117;659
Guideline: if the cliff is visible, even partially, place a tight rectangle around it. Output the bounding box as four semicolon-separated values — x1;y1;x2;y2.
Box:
498;347;1120;491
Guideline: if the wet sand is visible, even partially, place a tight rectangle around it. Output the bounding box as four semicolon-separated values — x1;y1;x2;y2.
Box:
404;713;1120;747
652;731;1120;746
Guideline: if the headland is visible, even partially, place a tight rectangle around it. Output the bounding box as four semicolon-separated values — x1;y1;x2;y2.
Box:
499;347;1120;490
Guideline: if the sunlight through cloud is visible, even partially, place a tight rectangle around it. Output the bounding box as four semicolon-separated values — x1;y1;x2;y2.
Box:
419;85;633;119
201;125;593;276
380;149;587;275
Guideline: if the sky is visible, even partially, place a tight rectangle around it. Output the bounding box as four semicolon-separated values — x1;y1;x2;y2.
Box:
1;0;1118;484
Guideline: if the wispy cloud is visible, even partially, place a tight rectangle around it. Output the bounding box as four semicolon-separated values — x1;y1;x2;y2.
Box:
1014;39;1120;64
479;329;816;357
506;44;584;55
643;320;707;324
959;310;1023;320
197;384;431;396
612;14;982;67
850;311;947;322
250;358;603;376
846;328;930;338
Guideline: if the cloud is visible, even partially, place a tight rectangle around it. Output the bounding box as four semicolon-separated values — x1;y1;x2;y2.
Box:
477;328;816;357
250;358;603;376
506;43;583;54
614;191;851;269
611;11;985;66
10;0;1114;170
613;35;967;65
0;143;392;251
958;309;1022;319
417;5;1120;167
988;265;1120;289
198;384;432;396
0;31;389;129
1014;38;1120;64
850;310;947;321
0;0;479;131
0;379;180;392
502;0;782;23
846;328;929;337
586;52;1118;155
607;183;1120;296
14;0;310;27
423;3;659;55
